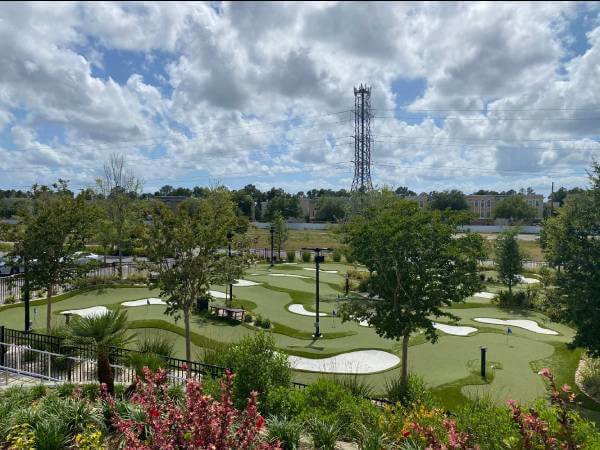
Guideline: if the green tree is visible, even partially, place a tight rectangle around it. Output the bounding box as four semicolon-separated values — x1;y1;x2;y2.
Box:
265;195;301;220
340;194;483;385
494;195;536;222
272;213;289;261
144;188;246;363
495;229;522;295
97;154;142;278
315;196;349;222
67;309;133;395
13;181;95;332
428;190;468;211
543;163;600;356
395;186;416;197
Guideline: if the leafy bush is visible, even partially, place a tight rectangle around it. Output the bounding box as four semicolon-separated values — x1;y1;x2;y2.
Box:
495;290;528;308
221;332;292;408
127;335;175;378
4;294;17;304
332;250;342;262
301;251;311;263
266;416;301;450
261;317;272;329
384;374;433;407
307;417;341;450
455;397;518;449
263;386;305;418
580;356;600;398
329;373;374;398
286;251;296;262
108;369;277;448
244;313;253;323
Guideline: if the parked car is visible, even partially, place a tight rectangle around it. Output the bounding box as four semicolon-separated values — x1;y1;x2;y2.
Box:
0;256;23;276
72;252;102;266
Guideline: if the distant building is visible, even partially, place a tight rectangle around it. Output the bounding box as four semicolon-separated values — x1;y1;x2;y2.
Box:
465;194;544;221
300;197;320;221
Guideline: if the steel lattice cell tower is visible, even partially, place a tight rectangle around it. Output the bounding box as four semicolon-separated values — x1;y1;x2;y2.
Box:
351;84;373;192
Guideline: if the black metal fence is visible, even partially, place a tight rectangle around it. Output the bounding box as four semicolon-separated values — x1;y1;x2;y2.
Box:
0;262;145;305
0;326;226;384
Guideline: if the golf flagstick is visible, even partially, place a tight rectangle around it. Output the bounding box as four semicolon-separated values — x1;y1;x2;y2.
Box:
506;327;512;345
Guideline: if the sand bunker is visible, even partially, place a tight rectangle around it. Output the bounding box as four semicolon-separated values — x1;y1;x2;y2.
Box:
474;292;496;299
60;306;109;318
302;268;339;274
473;318;558;335
289;350;400;374
433;322;478;336
288;304;328;316
209;290;227;299
269;273;311;279
121;298;166;307
517;275;541;284
233;279;261;287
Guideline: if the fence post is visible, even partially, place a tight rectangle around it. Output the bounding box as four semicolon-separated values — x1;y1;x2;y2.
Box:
0;326;4;367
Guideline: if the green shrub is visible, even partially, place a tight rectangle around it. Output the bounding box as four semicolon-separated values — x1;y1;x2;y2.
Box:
261;317;272;329
55;383;76;398
307;417;341;450
300;379;379;440
329;373;374;398
496;290;529;308
266;416;301;450
455;397;518;449
332;250;342;263
34;417;69;450
263;386;306;418
384;374;433;408
302;252;311;263
244;313;253;323
580;356;600;398
4;295;17;304
81;383;101;402
221;332;292;408
127;335;175;378
286;251;296;262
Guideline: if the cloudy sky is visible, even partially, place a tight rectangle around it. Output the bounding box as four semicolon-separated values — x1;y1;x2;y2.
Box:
1;2;599;196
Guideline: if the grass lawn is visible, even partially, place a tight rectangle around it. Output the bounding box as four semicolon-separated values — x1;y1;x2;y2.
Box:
0;261;594;416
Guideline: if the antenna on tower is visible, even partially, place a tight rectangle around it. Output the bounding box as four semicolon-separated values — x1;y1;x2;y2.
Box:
351;84;373;193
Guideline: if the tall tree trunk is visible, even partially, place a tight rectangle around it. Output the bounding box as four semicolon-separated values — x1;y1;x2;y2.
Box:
46;285;53;333
401;333;410;386
184;307;191;371
508;279;512;295
118;231;123;279
98;350;115;395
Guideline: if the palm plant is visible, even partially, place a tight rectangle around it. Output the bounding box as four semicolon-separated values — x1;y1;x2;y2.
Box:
67;309;133;395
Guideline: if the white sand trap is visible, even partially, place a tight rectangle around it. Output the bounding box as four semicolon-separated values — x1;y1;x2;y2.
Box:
209;290;227;299
359;319;370;327
518;275;540;284
60;306;109;318
288;304;328;316
303;268;339;274
474;292;496;299
289;350;400;374
269;273;311;279
122;298;166;307
233;279;261;287
473;318;558;335
433;322;478;336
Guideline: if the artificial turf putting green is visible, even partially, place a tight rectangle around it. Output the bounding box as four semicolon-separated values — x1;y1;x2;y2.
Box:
0;262;592;413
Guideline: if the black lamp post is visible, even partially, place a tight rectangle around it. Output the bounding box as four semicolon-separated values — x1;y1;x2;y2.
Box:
302;247;330;338
227;231;234;303
23;256;31;333
269;225;275;267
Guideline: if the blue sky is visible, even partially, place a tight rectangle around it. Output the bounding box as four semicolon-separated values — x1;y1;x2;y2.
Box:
0;2;599;196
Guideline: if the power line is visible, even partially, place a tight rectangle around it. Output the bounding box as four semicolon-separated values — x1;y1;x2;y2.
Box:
378;107;600;112
375;114;600;122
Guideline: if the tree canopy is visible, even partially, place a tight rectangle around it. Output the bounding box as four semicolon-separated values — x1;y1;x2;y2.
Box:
428;190;468;211
494;195;536;222
315;196;349;222
495;228;523;294
340;194;483;385
543;162;600;356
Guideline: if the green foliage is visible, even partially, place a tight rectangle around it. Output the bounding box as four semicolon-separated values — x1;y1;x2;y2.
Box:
143;187;247;362
495;228;522;294
127;335;175;378
428;189;469;211
315;196;349;222
384;374;433;407
494;195;536;222
495;290;529;308
331;249;342;262
220;332;292;408
286;250;295;262
273;213;289;258
542;163;600;356
265;194;301;221
306;417;341;450
340;194;483;384
301;251;311;263
580;356;600;398
266;416;302;450
329;373;374;398
263;386;306;418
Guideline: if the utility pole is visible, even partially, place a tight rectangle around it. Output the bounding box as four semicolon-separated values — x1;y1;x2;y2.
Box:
302;247;330;338
23;257;30;333
269;225;275;267
227;231;234;304
550;181;555;217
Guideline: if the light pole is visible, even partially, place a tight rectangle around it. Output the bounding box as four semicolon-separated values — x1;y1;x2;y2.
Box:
227;231;234;303
269;225;275;267
302;247;330;338
23;255;31;333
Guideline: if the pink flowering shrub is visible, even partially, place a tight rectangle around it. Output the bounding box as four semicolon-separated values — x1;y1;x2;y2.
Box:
106;367;280;449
